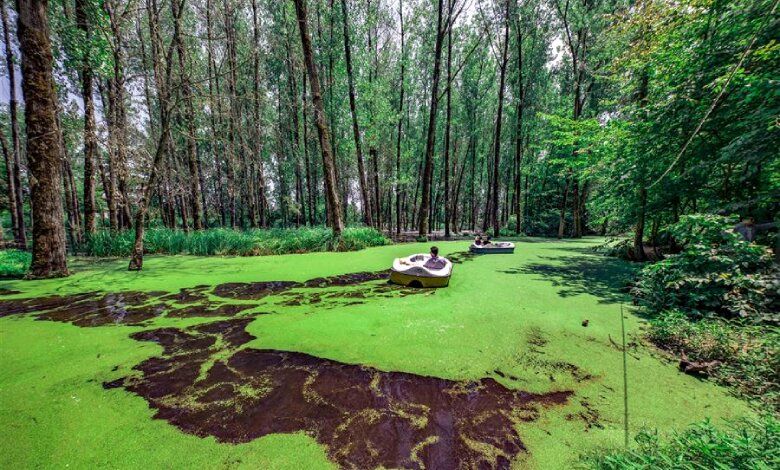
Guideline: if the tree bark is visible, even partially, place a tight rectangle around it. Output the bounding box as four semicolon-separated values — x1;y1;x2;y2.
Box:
418;0;445;236
129;0;183;270
444;3;452;237
513;1;524;234
294;0;343;237
395;0;404;236
491;0;511;237
251;0;268;227
17;0;68;276
340;0;372;227
2;0;26;247
171;0;203;229
75;0;97;235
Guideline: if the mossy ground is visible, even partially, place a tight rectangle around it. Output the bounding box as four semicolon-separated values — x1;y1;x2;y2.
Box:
0;238;753;468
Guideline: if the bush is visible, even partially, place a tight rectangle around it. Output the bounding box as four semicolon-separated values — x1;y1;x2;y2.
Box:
0;249;31;278
587;416;780;469
649;311;779;409
594;237;633;260
82;227;390;257
632;214;777;322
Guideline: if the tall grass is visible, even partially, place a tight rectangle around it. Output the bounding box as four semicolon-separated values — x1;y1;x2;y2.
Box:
587;416;779;469
0;249;31;278
82;226;390;257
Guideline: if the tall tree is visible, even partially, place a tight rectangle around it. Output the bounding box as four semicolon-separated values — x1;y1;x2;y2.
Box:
418;0;446;236
394;0;404;236
293;0;344;236
443;0;452;237
2;0;25;247
340;0;372;226
75;0;97;234
128;0;184;270
16;0;68;276
172;0;204;229
491;0;511;237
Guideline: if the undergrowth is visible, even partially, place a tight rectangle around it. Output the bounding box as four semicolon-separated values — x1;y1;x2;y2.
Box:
587;416;779;469
648;311;779;411
82;226;390;257
0;249;31;278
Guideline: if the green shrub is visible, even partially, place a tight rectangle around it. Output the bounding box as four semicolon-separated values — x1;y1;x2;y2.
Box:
648;311;779;409
587;416;780;469
633;214;777;322
0;249;31;278
82;227;390;257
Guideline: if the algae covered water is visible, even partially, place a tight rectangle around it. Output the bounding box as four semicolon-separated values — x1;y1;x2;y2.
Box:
0;238;752;468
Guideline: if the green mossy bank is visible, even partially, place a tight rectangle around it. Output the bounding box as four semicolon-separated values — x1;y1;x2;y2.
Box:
0;238;753;469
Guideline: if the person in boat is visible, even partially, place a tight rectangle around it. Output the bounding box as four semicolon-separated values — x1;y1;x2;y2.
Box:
474;235;483;246
423;246;447;270
483;235;492;246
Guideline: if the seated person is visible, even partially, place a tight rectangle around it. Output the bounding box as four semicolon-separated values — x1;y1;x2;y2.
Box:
483;235;492;245
423;246;447;270
474;236;483;246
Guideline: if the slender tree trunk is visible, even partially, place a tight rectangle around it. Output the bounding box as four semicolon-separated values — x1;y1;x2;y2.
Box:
251;0;268;226
223;0;238;227
17;0;68;276
75;0;97;235
513;3;524;234
340;0;372;226
394;0;404;236
633;187;647;261
418;0;445;236
0;99;19;246
302;71;315;225
129;0;183;270
294;0;343;237
2;0;25;247
444;5;452;237
557;173;570;238
491;0;510;237
205;0;226;227
172;0;203;229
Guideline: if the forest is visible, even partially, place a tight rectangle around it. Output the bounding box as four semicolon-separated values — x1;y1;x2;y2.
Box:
0;0;775;275
0;0;778;468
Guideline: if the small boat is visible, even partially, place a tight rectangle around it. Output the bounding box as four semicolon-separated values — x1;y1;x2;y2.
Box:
469;242;515;254
389;254;453;288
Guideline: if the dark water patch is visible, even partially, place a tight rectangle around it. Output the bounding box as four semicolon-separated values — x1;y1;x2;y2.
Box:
159;286;210;304
0;291;167;327
212;281;302;300
167;302;254;318
0;292;97;317
0;288;21;296
2;253;477;325
109;319;572;469
303;270;389;288
277;282;427;308
0;289;245;325
36;291;167;327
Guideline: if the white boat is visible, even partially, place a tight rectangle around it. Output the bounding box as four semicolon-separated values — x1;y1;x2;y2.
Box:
389;254;453;288
469;241;515;254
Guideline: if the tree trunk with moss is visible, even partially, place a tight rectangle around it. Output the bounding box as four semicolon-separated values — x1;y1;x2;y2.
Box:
17;0;68;277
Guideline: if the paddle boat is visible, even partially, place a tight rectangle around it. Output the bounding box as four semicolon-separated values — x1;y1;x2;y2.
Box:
469;241;515;254
389;254;453;288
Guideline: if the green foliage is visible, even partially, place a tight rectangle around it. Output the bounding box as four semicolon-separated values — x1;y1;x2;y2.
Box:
633;215;777;322
649;311;779;409
0;249;31;278
587;416;780;469
82;227;390;257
